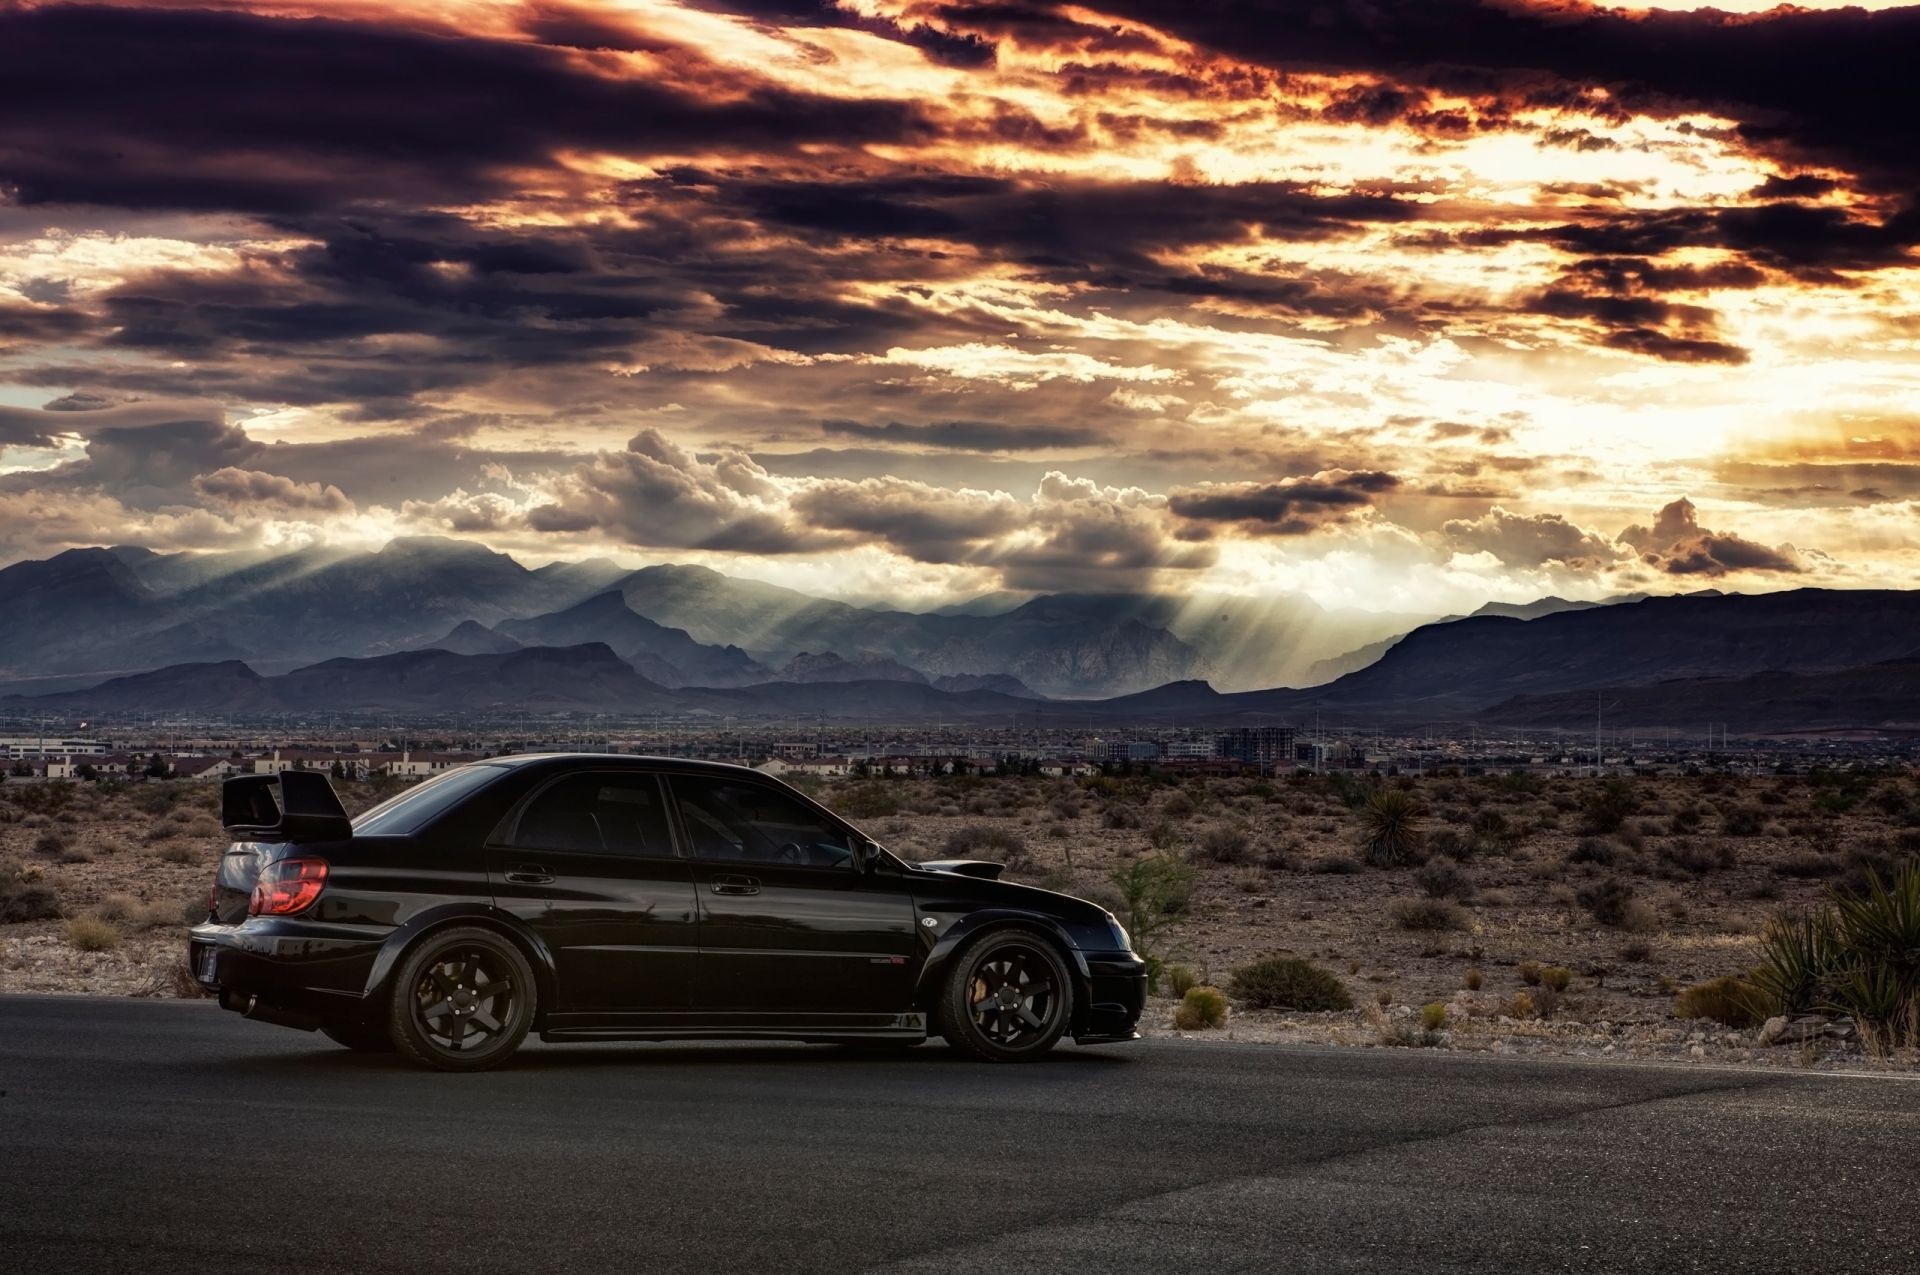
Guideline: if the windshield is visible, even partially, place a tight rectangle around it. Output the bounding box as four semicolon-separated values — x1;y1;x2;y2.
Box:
353;763;508;835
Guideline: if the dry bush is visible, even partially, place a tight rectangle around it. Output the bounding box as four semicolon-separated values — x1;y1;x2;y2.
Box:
154;839;199;866
1517;960;1543;987
1390;897;1471;931
1173;986;1229;1030
1463;968;1483;990
1311;854;1363;875
1673;975;1764;1028
1576;878;1639;927
1414;862;1474;901
1229;956;1353;1011
1540;966;1573;993
0;859;61;922
64;915;121;952
1196;824;1253;866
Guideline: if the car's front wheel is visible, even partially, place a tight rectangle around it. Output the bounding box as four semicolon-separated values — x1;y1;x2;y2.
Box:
388;926;535;1072
940;930;1071;1062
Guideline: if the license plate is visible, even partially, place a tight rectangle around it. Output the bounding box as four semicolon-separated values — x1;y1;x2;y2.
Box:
196;945;219;983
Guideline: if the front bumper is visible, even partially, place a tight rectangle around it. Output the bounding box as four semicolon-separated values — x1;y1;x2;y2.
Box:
189;918;387;1023
1076;950;1148;1044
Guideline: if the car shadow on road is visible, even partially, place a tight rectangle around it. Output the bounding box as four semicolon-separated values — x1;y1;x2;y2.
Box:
211;1038;1137;1076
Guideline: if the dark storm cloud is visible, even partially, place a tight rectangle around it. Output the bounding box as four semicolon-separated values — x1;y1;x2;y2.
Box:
1089;0;1920;193
0;5;936;215
1168;471;1400;536
1620;498;1804;578
821;419;1103;451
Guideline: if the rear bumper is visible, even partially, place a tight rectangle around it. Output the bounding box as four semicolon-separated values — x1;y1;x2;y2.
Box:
189;918;387;1024
1076;951;1148;1044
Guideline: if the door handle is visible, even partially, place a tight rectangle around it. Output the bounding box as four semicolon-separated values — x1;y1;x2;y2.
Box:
504;863;554;884
710;875;760;896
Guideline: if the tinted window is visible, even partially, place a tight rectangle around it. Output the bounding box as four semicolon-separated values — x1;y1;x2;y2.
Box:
353;763;507;835
670;776;853;868
507;772;674;857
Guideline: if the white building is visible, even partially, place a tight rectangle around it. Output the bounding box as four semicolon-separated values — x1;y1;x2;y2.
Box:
0;737;105;759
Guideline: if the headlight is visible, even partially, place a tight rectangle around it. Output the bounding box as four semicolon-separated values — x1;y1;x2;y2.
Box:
1106;915;1132;951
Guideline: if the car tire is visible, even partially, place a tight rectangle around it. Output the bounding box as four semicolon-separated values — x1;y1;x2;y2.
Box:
388;926;535;1072
939;929;1072;1062
320;1018;395;1052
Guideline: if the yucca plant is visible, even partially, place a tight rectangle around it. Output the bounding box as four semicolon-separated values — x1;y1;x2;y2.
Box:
1359;787;1424;868
1750;863;1920;1051
1750;909;1837;1018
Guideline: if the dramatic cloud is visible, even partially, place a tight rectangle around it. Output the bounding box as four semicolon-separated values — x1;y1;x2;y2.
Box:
0;0;1912;607
193;467;354;515
1169;472;1401;536
1620;498;1806;577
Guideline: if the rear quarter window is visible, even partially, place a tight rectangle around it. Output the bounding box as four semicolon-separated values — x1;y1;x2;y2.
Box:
353;764;508;835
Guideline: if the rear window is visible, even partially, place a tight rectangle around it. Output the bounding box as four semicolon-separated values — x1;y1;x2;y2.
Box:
353;763;508;835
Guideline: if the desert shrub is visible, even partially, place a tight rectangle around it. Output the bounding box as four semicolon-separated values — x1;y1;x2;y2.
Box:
942;825;1027;863
95;893;141;923
1229;956;1353;1011
1508;990;1536;1018
1674;976;1764;1028
1671;804;1705;834
1162;791;1196;819
1539;966;1573;993
829;783;904;821
1531;986;1563;1018
1568;837;1620;868
1620;939;1653;962
1427;827;1470;861
31;830;68;857
1470;807;1516;854
64;916;121;952
1390;897;1470;931
1774;850;1843;879
155;839;199;866
1358;787;1425;868
1103;805;1143;831
1656;838;1736;878
1722;804;1766;837
1576;878;1638;927
0;859;61;922
1197;824;1253;865
1517;960;1543;986
1579;779;1640;834
1419;1001;1448;1031
1311;854;1363;875
1108;854;1196;985
1414;862;1474;901
1164;964;1199;998
1463;967;1483;991
1172;985;1229;1030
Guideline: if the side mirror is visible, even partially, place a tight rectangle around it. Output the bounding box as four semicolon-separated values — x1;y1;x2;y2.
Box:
856;838;883;874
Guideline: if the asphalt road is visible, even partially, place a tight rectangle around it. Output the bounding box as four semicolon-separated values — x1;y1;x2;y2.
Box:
2;996;1917;1274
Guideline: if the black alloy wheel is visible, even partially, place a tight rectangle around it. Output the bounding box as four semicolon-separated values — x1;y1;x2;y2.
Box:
941;930;1071;1062
388;926;535;1072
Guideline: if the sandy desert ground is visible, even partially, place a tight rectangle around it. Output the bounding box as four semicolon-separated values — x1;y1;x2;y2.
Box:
4;764;1914;1070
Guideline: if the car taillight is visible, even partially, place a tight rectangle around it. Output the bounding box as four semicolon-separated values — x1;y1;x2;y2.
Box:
249;857;328;917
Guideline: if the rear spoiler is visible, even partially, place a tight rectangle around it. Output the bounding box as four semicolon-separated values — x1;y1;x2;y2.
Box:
222;770;353;843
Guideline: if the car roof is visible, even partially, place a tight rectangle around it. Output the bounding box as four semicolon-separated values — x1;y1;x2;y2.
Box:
481;752;775;780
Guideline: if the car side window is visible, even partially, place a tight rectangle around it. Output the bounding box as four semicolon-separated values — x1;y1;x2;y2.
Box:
669;776;853;869
506;773;674;858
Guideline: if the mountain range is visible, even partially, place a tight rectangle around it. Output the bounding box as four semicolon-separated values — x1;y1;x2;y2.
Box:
3;538;1917;733
0;539;1422;697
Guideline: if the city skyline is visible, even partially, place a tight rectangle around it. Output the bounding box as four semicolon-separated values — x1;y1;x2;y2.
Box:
3;0;1918;615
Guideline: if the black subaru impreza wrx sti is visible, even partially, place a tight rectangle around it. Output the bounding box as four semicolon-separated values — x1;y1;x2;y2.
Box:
189;755;1147;1070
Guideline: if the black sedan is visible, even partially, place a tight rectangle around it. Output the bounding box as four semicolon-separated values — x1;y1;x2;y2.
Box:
189;755;1147;1070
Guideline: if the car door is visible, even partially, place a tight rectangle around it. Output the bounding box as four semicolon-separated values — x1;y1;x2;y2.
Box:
486;769;697;1020
666;773;918;1020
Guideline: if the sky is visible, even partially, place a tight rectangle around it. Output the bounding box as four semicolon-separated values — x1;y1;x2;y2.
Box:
1;0;1917;615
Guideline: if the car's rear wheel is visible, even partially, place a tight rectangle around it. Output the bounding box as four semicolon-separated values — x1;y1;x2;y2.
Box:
940;930;1071;1062
321;1018;395;1052
388;926;534;1072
